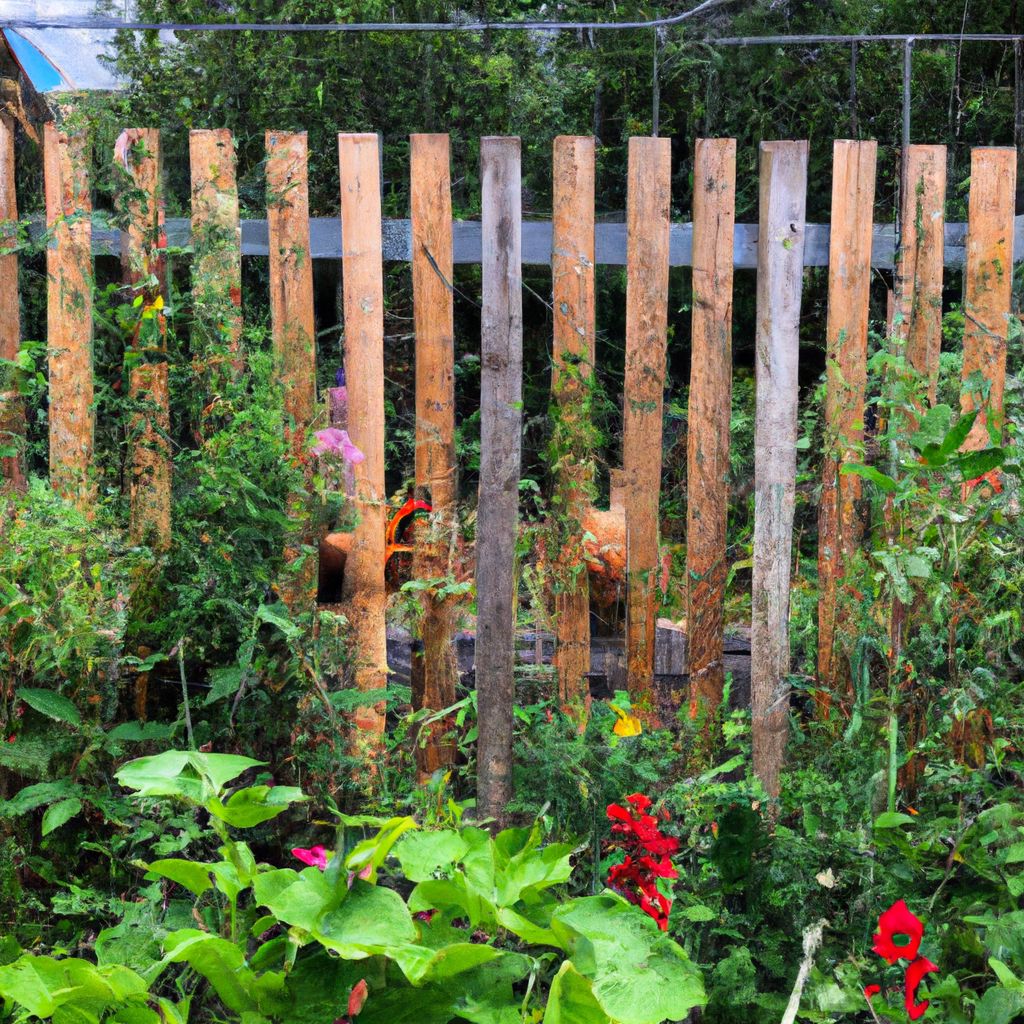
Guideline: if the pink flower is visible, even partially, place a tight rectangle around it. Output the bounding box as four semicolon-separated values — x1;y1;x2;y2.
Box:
291;845;329;870
312;428;365;465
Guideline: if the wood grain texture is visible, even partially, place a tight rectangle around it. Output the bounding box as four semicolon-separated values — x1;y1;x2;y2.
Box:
686;138;736;723
476;136;523;824
339;133;389;757
895;145;946;408
550;135;596;717
44;120;94;505
961;147;1016;450
0;114;24;490
410;133;459;775
189;129;242;387
817;140;877;711
267;131;316;429
118;128;171;551
621;136;671;715
751;141;808;799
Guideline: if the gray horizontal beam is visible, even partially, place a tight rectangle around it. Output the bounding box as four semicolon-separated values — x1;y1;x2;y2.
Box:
38;212;1022;268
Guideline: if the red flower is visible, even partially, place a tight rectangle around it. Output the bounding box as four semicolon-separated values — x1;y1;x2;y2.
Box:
292;845;329;870
872;900;923;964
626;793;652;812
904;957;938;1021
864;984;881;1000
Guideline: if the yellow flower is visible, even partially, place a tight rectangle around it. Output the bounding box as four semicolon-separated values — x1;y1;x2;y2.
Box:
609;702;642;737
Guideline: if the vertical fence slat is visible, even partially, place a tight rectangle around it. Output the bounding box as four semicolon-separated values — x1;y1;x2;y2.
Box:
751;141;808;798
962;147;1016;451
476;136;523;823
622;136;671;715
410;132;459;775
117;129;171;551
0;114;23;490
338;132;389;755
267;131;316;428
895;146;946;408
817;140;877;711
551;135;596;717
686;138;737;723
44;120;94;505
189;129;242;385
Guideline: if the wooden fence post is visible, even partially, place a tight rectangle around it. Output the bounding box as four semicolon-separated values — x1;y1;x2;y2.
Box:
338;133;388;762
817;140;877;714
0;114;24;491
44;120;94;505
117;128;171;551
550;135;596;719
476;136;523;824
751;141;808;799
894;146;946;410
267;131;317;610
686;138;736;726
961;148;1016;452
189;129;242;403
622;136;671;716
410;132;459;776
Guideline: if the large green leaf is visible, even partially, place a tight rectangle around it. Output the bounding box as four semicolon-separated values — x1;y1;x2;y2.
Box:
389;943;518;986
315;880;417;957
252;867;339;934
207;785;306;828
543;962;612;1024
552;896;706;1024
41;797;82;835
15;688;81;727
145;859;214;897
345;816;418;882
116;751;265;804
0;781;81;817
396;830;469;882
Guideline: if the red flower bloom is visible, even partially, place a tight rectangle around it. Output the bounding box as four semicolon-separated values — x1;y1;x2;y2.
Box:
872;900;924;964
292;845;329;870
904;957;938;1021
863;984;881;1000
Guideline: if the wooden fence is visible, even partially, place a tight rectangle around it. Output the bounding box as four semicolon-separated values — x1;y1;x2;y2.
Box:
0;127;1018;805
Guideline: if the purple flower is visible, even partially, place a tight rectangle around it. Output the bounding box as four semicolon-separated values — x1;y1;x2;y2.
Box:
312;428;365;465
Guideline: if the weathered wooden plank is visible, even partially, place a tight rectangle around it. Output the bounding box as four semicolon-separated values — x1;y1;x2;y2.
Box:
895;145;946;407
687;138;737;726
338;133;389;760
817;140;877;712
189;129;242;386
476;136;523;824
622;136;671;716
410;133;459;775
267;131;317;611
44;119;94;505
962;147;1016;451
117;128;171;551
550;135;596;718
0;114;24;491
267;131;316;428
751;141;808;799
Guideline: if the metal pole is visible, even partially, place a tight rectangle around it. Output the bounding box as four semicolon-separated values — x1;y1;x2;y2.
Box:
902;36;914;152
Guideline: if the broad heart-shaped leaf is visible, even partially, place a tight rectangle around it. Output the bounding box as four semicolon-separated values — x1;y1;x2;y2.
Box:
439;952;534;1024
145;858;213;897
408;876;496;930
543;962;612;1024
207;785;306;828
551;896;706;1024
15;688;81;727
284;950;384;1024
252;867;339;934
388;943;522;987
315;880;417;957
41;797;82;835
396;829;469;882
976;985;1024;1024
116;751;265;804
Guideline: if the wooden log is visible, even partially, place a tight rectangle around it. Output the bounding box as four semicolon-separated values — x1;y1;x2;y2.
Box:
894;146;946;410
962;148;1016;451
189;129;242;399
410;132;459;775
267;131;316;429
476;136;523;825
686;138;736;725
44;119;94;505
550;135;596;718
817;140;877;713
0;114;24;491
622;136;671;716
751;141;808;800
267;131;317;609
117;128;171;551
338;133;388;757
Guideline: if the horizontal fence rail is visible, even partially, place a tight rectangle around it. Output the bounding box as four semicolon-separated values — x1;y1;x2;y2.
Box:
25;214;1024;268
